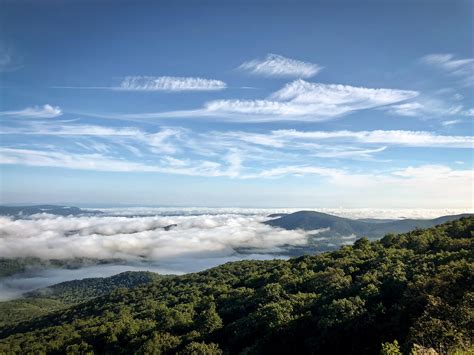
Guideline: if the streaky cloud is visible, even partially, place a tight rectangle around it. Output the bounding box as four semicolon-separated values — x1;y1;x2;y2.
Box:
107;79;418;122
0;104;62;118
420;53;474;86
117;76;227;92
271;129;474;148
239;53;322;78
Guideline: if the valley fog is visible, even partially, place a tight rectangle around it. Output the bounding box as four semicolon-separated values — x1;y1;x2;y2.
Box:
0;207;471;300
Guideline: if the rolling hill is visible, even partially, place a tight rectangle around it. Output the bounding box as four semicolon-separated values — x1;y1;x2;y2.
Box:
265;210;473;237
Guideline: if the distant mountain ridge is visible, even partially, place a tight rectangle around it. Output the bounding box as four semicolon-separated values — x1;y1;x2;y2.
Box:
0;205;102;217
265;210;474;237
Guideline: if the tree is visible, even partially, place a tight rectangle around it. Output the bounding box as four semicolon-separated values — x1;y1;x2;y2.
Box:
179;342;223;355
138;332;181;354
195;302;223;335
380;340;402;355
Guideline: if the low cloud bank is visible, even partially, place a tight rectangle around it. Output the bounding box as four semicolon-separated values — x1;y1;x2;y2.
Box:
93;207;472;219
1;213;311;299
0;214;310;261
1;208;471;300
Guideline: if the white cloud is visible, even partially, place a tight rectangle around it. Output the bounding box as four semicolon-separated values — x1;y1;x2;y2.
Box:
387;99;466;118
312;146;387;159
1;140;471;206
1;123;472;181
272;129;474;148
441;120;462;126
0;214;311;261
0;148;160;173
387;102;429;117
1;207;472;299
0;104;62;118
146;79;418;122
118;76;227;91
1;123;141;136
223;150;243;178
145;128;184;154
0;147;240;178
421;53;474;86
97;206;472;220
271;80;416;106
300;164;472;207
253;166;342;179
238;53;322;78
463;108;474;117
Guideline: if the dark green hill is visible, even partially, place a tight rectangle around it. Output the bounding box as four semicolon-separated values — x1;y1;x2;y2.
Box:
0;217;472;354
265;210;369;234
25;271;163;304
265;210;473;237
0;271;162;328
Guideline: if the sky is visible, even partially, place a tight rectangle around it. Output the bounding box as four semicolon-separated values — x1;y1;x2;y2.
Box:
0;0;473;208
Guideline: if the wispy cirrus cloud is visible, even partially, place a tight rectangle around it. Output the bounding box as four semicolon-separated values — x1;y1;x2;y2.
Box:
1;119;472;182
0;104;62;118
1;125;473;208
441;120;462;126
311;146;388;159
115;79;418;122
385;97;474;120
238;53;323;78
270;79;417;108
1;123;140;136
270;129;473;148
189;79;417;120
384;84;473;122
2;143;472;207
117;76;227;91
3;121;472;167
463;108;474;117
420;53;474;86
0;147;229;177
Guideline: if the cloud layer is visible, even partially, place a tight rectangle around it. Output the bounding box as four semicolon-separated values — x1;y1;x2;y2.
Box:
137;79;418;121
1;123;472;182
421;53;474;86
239;54;322;78
0;104;62;118
1;211;308;299
270;129;473;148
0;214;312;262
118;76;227;91
1;207;471;300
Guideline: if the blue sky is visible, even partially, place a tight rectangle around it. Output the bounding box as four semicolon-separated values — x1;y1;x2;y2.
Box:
0;0;473;208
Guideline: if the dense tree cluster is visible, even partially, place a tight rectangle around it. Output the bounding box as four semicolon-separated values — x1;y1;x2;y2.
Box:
0;217;472;354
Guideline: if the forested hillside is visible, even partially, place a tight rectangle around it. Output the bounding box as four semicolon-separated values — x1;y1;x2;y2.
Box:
0;272;163;328
0;217;472;354
265;210;473;237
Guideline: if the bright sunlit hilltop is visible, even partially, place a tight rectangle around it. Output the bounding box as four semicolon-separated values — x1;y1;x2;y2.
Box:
0;0;473;208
